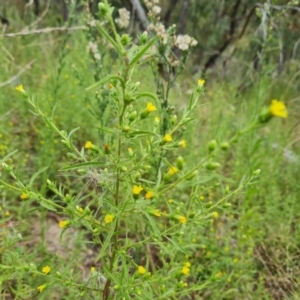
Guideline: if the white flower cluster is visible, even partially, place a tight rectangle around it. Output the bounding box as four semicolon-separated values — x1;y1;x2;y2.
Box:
145;0;161;18
87;41;101;60
175;35;198;51
115;8;130;28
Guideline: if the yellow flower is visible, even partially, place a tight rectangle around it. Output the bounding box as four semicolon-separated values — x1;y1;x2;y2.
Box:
216;271;222;277
137;266;146;275
198;79;205;86
212;211;219;219
104;214;114;223
5;211;10;217
199;195;204;200
181;265;190;275
91;267;95;273
153;209;161;217
20;193;28;200
16;84;25;93
146;102;157;112
145;191;154;199
178;216;187;224
109;83;114;89
37;284;46;293
85;141;93;149
132;185;143;195
163;134;172;142
167;166;178;176
154;117;160;123
269;100;287;118
59;220;68;228
179;140;186;148
42;265;51;275
184;262;191;268
77;206;84;213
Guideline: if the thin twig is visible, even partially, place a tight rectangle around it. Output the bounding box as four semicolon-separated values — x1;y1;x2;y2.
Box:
27;0;51;30
0;60;36;88
4;26;86;38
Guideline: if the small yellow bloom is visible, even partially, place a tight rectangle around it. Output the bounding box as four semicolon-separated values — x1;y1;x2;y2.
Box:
199;195;204;200
16;84;25;93
269;100;287;118
153;209;161;217
5;211;10;217
168;199;174;203
59;220;68;228
128;148;133;156
132;185;143;195
91;267;95;273
181;265;190;275
154;117;160;123
104;214;114;223
77;206;84;213
146;102;157;112
137;266;146;275
109;83;114;89
167;166;178;176
163;134;172;142
145;191;154;199
184;262;191;268
178;216;187;224
216;271;222;277
42;265;51;275
37;284;46;293
85;141;93;149
198;79;205;86
179;139;186;148
20;193;28;200
212;211;219;219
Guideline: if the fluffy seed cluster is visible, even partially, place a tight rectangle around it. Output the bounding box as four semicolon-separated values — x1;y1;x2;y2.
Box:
115;8;130;28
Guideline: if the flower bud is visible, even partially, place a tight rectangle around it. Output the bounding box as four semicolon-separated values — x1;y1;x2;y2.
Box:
224;185;229;194
208;140;217;152
206;162;220;170
220;142;229;151
120;165;128;172
253;169;261;176
170;115;177;125
98;2;109;15
186;170;198;180
120;34;131;46
176;156;184;170
128;111;137;122
122;126;130;133
104;144;110;154
139;31;148;44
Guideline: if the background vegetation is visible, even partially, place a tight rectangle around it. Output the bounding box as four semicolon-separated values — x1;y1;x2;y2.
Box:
0;0;300;299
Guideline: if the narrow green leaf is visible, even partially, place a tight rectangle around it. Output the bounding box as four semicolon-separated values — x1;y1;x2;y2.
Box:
129;37;157;67
97;125;119;134
86;75;124;91
0;150;18;163
28;166;49;187
143;211;160;236
164;235;187;254
40;200;57;211
60;161;108;171
96;23;122;55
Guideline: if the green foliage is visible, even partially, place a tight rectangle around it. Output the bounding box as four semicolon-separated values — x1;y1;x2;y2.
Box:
0;0;300;299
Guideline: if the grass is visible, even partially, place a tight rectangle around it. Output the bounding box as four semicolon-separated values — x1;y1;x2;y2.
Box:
1;2;300;300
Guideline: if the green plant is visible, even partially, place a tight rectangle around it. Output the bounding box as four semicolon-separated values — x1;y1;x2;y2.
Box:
0;1;290;299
